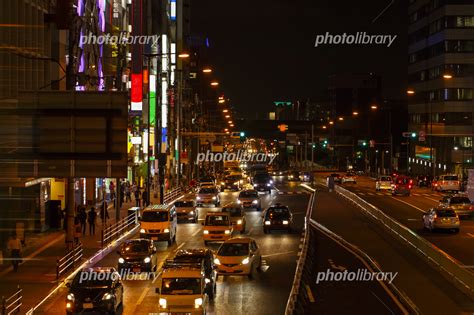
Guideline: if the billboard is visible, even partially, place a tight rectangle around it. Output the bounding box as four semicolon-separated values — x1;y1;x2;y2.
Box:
415;145;435;160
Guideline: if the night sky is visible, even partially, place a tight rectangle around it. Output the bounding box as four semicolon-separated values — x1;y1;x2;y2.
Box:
192;0;407;119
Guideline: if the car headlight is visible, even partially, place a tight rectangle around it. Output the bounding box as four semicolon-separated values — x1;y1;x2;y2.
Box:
203;230;209;234
237;199;242;204
196;196;201;200
289;175;293;179
242;257;250;265
144;257;151;263
189;210;194;215
118;257;125;264
164;228;170;233
270;180;273;184
265;220;271;225
214;258;221;265
221;182;225;185
159;298;167;308
237;220;242;225
252;200;258;204
224;230;231;234
195;297;203;308
266;183;271;187
67;293;75;301
283;220;289;225
240;180;244;184
140;228;146;234
205;278;211;284
102;293;113;300
212;196;217;200
253;184;257;187
234;181;239;185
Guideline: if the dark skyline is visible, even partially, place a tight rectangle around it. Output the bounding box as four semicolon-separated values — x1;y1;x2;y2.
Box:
192;0;407;118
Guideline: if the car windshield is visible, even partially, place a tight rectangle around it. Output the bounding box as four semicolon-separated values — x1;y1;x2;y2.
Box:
226;175;241;181
380;176;391;181
223;207;242;217
121;241;149;254
443;176;458;181
161;278;201;295
436;210;457;217
205;215;229;226
239;191;258;198
254;174;271;181
199;188;217;194
174;201;194;207
72;271;113;288
267;208;290;219
218;243;249;256
450;197;470;204
141;211;168;222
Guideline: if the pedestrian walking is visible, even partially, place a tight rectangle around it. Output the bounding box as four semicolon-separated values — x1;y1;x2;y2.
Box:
100;199;109;224
109;181;116;200
87;207;97;236
134;188;141;207
125;182;131;202
142;188;149;207
78;206;87;234
7;233;22;272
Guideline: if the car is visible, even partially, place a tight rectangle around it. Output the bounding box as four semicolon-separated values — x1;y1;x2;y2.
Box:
416;175;431;187
436;174;460;192
214;237;262;279
117;239;158;273
221;174;244;191
423;208;460;233
252;173;273;193
341;172;356;184
391;176;412;196
300;171;314;182
66;267;123;315
375;176;392;191
221;203;247;233
172;249;217;300
202;212;233;245
199;176;216;187
196;186;220;207
438;195;474;218
156;260;208;314
287;171;300;181
262;204;293;233
431;176;440;191
174;199;198;223
329;173;342;184
140;204;177;246
237;189;261;210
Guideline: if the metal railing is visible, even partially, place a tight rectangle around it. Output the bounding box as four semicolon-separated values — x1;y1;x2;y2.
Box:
1;285;22;315
285;190;315;314
56;242;83;280
101;210;138;248
335;184;474;299
163;185;190;204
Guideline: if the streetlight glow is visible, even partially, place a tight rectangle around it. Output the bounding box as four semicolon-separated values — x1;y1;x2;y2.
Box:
178;52;190;58
352;111;359;116
371;105;378;110
202;68;212;73
211;81;219;86
223;109;229;113
329;121;334;125
407;89;415;95
225;115;230;118
443;74;453;79
338;117;344;121
218;99;225;104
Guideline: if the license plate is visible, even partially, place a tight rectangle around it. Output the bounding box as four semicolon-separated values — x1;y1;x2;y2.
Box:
133;268;141;272
83;303;93;309
151;237;158;240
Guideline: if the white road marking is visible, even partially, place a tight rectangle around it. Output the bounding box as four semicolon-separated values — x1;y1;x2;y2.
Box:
407;218;419;221
390;197;425;213
424;196;439;202
467;233;474;238
262;250;295;258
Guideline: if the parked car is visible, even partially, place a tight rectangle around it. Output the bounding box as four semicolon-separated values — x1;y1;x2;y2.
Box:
423;208;460;233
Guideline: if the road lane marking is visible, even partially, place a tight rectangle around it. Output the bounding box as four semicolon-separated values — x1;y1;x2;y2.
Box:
407;219;419;221
371;290;396;315
262;250;295;258
467;233;474;238
390;197;425;213
423;196;439;202
305;285;315;303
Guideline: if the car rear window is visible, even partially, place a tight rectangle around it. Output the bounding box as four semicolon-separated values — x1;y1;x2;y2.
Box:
442;175;458;181
436;209;456;217
450;197;471;204
380;176;391;181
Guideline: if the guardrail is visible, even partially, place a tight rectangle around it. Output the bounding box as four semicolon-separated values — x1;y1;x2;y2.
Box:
1;285;22;315
335;184;474;299
56;243;83;280
285;189;315;314
101;210;139;248
163;185;190;204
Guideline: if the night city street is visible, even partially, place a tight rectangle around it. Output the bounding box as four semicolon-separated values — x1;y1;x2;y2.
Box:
1;1;474;314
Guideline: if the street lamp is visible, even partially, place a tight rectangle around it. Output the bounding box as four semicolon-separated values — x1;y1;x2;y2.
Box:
407;89;415;95
443;73;453;79
218;99;225;104
352;111;359;116
210;81;219;86
371;105;378;110
338;117;344;121
178;52;190;58
202;68;212;73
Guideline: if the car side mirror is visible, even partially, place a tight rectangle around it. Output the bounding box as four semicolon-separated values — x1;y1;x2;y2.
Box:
155;287;161;294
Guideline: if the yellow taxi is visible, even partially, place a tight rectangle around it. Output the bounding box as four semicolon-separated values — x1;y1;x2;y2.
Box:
221;203;246;233
214;237;262;279
202;212;233;245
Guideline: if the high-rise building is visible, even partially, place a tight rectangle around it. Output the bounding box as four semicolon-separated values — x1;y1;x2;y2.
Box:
408;0;474;176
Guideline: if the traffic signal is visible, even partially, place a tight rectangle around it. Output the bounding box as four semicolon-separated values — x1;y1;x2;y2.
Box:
278;124;289;132
411;132;416;138
240;132;245;137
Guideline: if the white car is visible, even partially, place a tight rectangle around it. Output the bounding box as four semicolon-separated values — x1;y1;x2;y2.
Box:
341;173;356;184
436;175;460;192
376;176;392;191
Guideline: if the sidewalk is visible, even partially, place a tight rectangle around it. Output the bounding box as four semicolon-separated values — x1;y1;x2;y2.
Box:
0;196;146;313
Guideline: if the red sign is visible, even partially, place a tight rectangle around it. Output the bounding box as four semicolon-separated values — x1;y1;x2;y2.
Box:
131;73;143;110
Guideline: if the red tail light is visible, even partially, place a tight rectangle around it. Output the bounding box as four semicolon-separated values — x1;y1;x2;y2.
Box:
409;179;413;184
409;185;412;189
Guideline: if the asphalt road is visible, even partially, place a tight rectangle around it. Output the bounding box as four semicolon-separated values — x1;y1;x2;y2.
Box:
337;175;474;267
36;179;311;315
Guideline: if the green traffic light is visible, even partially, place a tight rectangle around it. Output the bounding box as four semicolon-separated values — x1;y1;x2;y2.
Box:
240;132;245;137
362;142;367;146
323;140;328;144
411;132;416;138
